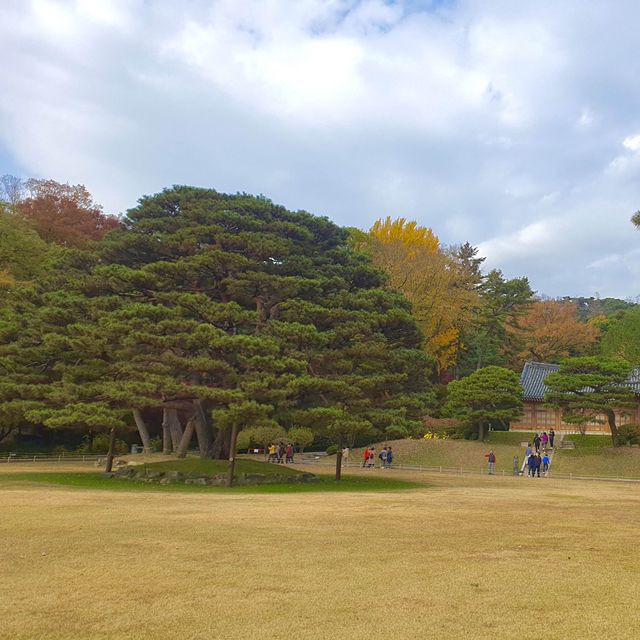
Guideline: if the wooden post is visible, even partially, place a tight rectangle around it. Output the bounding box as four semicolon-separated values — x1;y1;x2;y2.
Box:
226;424;239;487
133;409;151;453
105;428;117;473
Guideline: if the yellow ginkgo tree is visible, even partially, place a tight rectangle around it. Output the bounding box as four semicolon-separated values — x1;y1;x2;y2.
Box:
358;217;479;374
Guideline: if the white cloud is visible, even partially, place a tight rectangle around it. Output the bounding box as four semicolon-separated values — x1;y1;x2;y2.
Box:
623;134;640;151
1;0;640;297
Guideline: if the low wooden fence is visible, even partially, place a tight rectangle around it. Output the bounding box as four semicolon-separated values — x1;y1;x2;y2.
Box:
0;453;103;463
299;458;640;484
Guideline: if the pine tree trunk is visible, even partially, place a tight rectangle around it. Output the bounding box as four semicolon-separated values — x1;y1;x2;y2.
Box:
192;399;213;458
212;425;231;460
163;408;183;451
226;424;240;487
176;417;195;458
478;420;485;442
132;409;151;453
605;409;619;447
162;422;171;454
335;448;343;481
105;428;116;473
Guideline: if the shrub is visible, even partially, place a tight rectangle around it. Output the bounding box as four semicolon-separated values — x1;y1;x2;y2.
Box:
422;416;463;439
326;444;338;455
287;427;314;452
148;437;162;453
386;424;408;439
616;424;640;446
423;431;447;440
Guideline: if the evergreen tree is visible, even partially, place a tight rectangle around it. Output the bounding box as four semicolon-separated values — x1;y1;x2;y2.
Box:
0;187;435;478
444;366;523;441
545;357;635;447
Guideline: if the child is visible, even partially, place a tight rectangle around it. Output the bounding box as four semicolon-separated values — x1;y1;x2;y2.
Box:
542;452;550;475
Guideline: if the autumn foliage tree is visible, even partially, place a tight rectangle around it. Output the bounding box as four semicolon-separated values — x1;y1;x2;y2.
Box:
514;300;599;365
358;217;479;374
15;178;119;247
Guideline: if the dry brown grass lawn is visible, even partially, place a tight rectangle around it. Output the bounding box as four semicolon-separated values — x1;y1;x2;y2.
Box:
1;467;639;640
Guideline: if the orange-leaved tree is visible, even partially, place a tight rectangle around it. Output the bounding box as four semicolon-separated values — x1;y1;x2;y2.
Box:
16;178;119;247
514;300;599;366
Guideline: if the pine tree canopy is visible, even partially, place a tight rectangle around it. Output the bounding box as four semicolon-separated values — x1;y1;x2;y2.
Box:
0;187;435;453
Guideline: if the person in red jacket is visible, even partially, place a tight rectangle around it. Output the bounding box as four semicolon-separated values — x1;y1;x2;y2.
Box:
485;450;496;475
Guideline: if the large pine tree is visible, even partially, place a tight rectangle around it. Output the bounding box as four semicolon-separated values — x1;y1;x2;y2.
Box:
0;187;434;477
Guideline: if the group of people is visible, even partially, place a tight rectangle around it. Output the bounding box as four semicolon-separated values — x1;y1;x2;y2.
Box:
524;449;551;477
485;429;556;477
361;445;394;468
267;442;294;464
522;430;555;477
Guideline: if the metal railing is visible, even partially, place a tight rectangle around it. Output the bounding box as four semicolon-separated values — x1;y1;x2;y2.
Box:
299;458;640;483
0;452;103;463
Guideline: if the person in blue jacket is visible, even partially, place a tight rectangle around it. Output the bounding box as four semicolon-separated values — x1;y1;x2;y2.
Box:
528;453;537;478
542;452;550;475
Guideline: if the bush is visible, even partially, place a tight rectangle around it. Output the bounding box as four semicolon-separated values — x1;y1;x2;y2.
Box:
616;424;640;446
326;444;338;455
287;427;314;452
148;437;162;453
386;425;408;439
422;416;464;439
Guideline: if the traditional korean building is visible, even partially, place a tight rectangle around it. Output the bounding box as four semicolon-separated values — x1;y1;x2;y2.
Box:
510;361;640;434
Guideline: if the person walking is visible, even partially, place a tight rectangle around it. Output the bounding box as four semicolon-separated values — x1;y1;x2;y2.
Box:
542;452;550;475
533;433;541;453
522;443;533;475
362;448;370;468
527;453;537;478
541;431;549;450
386;447;393;468
379;447;388;468
277;442;285;464
285;443;294;464
368;447;376;468
268;443;277;463
341;447;350;467
549;429;555;449
485;450;496;475
533;453;542;477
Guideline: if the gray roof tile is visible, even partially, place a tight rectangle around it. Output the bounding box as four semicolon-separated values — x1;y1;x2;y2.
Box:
521;360;640;400
521;361;560;400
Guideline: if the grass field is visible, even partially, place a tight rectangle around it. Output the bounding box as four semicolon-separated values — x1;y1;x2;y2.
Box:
553;440;640;478
2;463;639;640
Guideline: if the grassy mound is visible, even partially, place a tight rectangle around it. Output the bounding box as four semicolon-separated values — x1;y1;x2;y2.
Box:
0;470;420;493
552;436;640;478
141;458;303;477
353;437;526;474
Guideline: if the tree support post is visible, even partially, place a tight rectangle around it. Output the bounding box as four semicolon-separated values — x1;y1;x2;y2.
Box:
226;423;240;487
105;427;117;473
335;447;343;482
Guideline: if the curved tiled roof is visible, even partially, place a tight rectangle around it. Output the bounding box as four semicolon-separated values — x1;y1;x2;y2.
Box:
521;360;640;400
520;361;560;400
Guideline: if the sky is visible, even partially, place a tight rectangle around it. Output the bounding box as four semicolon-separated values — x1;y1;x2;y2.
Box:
1;0;640;298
